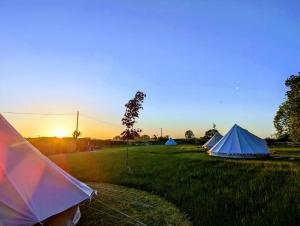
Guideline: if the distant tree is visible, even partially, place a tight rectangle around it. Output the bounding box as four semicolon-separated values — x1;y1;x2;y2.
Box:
113;136;121;141
139;135;150;141
185;130;195;139
274;73;300;141
152;134;158;141
121;91;146;170
274;102;289;138
158;135;169;143
203;124;219;139
72;130;81;139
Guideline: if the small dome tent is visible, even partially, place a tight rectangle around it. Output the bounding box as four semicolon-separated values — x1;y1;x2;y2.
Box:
0;114;94;226
203;132;223;148
209;124;269;158
165;138;177;145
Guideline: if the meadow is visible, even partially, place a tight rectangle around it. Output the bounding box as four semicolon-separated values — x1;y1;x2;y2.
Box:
78;182;191;226
50;145;300;226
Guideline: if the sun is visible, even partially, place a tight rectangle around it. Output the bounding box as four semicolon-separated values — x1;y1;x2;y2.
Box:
53;127;69;138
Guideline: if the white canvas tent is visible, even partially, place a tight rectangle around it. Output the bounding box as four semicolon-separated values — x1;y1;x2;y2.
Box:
0;114;94;226
165;138;177;145
209;124;269;158
203;132;223;148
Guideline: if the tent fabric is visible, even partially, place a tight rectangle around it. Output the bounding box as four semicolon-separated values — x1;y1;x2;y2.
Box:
209;124;269;158
0;114;94;226
38;205;79;226
203;132;223;148
165;138;177;145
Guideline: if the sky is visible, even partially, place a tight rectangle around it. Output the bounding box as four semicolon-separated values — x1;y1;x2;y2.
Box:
0;0;299;139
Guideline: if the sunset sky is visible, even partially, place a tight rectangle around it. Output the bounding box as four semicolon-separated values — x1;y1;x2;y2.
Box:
1;0;299;139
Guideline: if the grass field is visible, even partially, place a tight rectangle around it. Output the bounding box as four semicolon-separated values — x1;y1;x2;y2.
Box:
50;145;300;226
79;183;191;226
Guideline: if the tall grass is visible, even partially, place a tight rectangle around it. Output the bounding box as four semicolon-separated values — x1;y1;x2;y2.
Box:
50;145;300;226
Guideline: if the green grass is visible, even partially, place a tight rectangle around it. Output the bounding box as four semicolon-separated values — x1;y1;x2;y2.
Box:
50;145;300;226
270;146;300;158
79;183;191;226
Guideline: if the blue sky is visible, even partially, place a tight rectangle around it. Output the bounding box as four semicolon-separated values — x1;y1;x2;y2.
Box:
0;0;299;138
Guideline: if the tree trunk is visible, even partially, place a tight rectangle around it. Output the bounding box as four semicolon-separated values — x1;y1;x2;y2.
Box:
125;140;129;170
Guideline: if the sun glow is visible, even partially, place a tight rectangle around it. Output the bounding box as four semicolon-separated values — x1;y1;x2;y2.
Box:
52;127;69;138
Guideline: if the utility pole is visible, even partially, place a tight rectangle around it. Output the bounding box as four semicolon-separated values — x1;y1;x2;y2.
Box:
76;111;79;136
73;111;80;139
160;128;163;138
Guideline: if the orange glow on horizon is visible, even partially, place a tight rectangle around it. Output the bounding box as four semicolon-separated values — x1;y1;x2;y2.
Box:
52;127;69;138
6;115;123;139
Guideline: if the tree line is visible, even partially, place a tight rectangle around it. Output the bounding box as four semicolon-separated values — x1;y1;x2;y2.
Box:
274;72;300;142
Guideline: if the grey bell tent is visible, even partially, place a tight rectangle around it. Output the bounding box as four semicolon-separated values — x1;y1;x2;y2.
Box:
0;114;95;226
209;124;269;158
165;138;177;145
203;132;223;148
